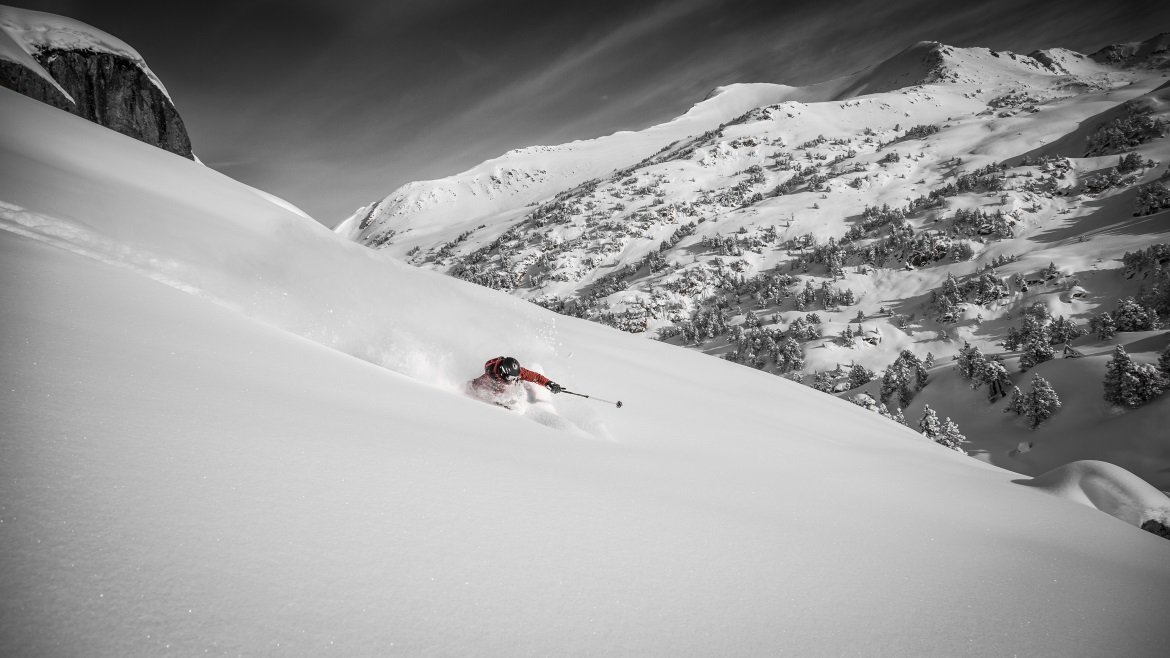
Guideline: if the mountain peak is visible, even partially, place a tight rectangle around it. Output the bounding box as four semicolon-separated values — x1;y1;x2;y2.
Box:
1090;32;1170;70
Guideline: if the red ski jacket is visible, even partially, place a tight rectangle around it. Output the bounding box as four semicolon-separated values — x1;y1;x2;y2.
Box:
472;357;550;393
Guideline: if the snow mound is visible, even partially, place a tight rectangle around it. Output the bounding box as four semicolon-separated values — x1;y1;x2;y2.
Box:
1017;460;1170;530
0;4;172;102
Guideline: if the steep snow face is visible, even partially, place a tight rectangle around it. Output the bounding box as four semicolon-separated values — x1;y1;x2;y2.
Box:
5;74;1170;658
0;4;172;102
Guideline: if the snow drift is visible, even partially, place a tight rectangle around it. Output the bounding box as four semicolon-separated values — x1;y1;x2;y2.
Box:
1018;460;1170;529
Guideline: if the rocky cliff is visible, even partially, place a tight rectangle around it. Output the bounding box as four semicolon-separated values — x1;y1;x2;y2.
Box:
35;48;192;158
0;6;193;159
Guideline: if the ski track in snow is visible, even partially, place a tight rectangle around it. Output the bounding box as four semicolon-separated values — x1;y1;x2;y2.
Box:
0;200;219;303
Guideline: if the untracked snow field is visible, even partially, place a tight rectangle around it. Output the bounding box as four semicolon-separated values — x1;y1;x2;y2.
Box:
2;87;1170;657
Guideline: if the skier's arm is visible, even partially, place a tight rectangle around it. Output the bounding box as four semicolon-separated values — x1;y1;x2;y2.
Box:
520;368;563;393
518;368;550;387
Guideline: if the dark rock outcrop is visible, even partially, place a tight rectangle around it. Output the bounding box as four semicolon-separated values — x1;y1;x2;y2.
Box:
0;59;74;111
1142;519;1170;541
0;47;193;159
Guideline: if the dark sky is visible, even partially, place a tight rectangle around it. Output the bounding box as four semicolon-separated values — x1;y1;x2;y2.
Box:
13;0;1170;225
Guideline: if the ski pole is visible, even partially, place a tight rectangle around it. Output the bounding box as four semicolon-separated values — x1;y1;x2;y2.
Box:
562;390;623;408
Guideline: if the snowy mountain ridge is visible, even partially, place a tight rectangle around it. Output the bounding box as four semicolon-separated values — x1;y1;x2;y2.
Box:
336;40;1120;247
339;33;1170;489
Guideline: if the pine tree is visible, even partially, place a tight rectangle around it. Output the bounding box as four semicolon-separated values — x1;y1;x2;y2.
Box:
918;405;941;439
908;351;929;390
892;407;907;426
936;417;967;451
956;342;987;384
1159;343;1170;380
1004;386;1026;415
981;361;1011;401
779;337;804;372
1111;297;1159;332
813;371;835;393
1024;374;1061;429
1103;345;1167;407
1018;332;1055;372
1089;313;1117;340
848;363;875;389
880;361;912;406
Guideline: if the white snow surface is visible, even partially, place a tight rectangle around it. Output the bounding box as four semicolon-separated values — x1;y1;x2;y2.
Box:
1020;460;1170;528
3;87;1170;656
0;4;172;102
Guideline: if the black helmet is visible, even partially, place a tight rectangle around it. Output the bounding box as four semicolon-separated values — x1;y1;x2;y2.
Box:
494;357;521;382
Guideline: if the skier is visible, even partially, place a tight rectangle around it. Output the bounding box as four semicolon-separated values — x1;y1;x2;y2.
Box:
468;356;563;406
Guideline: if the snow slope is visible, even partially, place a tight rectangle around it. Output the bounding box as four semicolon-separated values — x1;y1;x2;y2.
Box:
3;87;1170;656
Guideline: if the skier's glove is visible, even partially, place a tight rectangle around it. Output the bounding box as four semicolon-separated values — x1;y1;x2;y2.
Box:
546;382;563;394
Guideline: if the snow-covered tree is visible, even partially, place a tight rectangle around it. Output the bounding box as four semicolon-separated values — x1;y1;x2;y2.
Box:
936;417;967;451
1023;374;1060;430
1103;345;1167;407
918;405;941;439
1004;386;1026;416
1018;332;1055;372
779;337;804;372
880;350;929;407
1090;312;1117;340
1159;343;1170;381
891;407;907;426
880;362;912;407
847;363;875;389
982;361;1012;401
1134;181;1170;216
1110;297;1160;332
956;342;987;383
839;325;855;347
813;371;835;393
